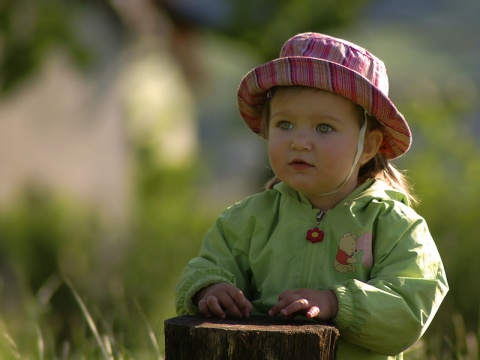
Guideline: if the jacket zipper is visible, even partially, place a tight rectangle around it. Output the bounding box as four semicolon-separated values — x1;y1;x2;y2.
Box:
303;209;326;288
317;210;326;224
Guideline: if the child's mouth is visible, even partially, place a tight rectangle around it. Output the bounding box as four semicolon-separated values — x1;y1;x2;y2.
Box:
289;160;313;170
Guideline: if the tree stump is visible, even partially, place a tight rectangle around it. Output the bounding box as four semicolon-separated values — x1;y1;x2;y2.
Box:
164;315;340;360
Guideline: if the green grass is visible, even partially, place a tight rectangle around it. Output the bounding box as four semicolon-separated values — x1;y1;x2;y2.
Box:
0;276;477;359
404;311;479;360
0;276;166;359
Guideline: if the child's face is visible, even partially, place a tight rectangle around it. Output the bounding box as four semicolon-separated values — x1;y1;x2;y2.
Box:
267;87;364;208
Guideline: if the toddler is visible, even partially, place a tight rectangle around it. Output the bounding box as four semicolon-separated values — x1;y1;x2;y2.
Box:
175;32;448;359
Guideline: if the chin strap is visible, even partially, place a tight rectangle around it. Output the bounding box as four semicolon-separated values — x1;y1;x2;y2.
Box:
318;110;368;196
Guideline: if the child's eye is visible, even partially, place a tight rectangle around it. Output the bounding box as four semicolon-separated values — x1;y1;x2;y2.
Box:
278;121;293;130
316;124;333;133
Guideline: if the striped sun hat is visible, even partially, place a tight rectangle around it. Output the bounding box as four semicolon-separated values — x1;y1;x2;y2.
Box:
237;32;411;159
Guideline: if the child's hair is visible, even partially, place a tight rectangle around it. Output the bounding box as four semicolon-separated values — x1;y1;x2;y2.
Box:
357;112;417;206
261;87;417;206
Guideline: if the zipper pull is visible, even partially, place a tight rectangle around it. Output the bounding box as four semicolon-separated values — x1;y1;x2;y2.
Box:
316;210;325;225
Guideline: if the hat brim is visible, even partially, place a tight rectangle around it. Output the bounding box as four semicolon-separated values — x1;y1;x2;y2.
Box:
237;57;411;159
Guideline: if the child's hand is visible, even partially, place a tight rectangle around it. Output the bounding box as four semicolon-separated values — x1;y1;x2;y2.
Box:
268;289;338;321
195;283;253;319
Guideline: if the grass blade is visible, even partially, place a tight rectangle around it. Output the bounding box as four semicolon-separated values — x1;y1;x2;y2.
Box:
34;324;44;360
64;278;110;360
133;299;161;358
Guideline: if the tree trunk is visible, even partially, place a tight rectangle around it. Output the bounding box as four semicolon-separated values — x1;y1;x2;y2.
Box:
164;315;340;360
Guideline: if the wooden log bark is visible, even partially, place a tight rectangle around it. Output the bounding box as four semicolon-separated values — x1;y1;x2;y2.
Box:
164;315;340;360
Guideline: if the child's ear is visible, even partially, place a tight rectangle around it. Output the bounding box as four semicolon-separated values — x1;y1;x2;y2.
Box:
360;129;383;165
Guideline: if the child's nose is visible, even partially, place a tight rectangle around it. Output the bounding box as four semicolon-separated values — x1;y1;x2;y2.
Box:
291;130;312;151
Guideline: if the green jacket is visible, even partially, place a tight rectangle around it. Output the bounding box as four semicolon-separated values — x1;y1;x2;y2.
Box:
175;180;448;359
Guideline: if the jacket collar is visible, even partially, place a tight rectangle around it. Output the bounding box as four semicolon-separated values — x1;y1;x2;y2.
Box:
272;179;408;208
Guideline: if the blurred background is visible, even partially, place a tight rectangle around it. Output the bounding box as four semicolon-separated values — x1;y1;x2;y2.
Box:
0;0;479;358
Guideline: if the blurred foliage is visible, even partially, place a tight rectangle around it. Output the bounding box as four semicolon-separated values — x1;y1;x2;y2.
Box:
389;77;480;357
160;0;370;59
0;0;370;96
0;187;101;356
401;94;480;336
0;0;94;95
0;151;212;357
121;140;213;326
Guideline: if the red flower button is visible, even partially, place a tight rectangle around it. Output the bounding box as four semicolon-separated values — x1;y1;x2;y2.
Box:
306;227;324;243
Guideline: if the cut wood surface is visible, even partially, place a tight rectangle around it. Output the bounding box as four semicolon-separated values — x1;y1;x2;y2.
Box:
164;315;339;360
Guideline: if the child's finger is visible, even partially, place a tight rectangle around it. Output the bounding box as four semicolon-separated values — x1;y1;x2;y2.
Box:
229;289;253;318
205;296;227;319
306;306;320;319
217;293;245;319
270;297;312;319
268;299;287;317
198;298;213;318
280;298;310;317
269;291;297;317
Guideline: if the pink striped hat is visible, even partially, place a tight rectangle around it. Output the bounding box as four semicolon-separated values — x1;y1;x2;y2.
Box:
237;32;411;159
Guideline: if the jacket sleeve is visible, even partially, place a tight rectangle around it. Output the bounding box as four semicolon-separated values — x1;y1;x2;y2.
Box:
175;204;253;315
330;204;449;356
